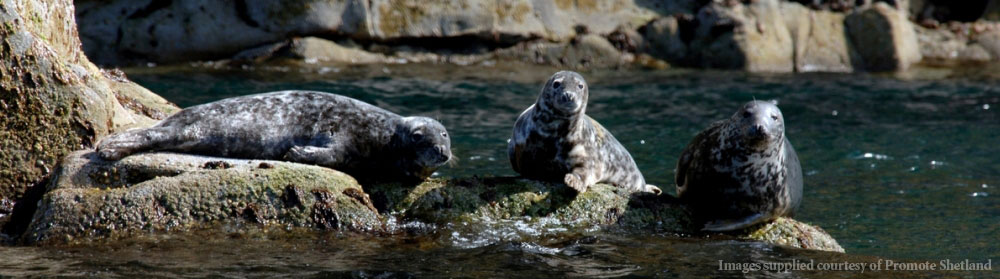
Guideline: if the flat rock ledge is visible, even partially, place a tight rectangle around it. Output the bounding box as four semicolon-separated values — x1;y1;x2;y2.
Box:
22;151;844;253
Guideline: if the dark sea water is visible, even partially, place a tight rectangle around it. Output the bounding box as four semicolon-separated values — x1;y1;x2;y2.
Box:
1;63;996;278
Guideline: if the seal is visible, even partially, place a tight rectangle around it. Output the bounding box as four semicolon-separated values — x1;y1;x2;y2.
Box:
507;71;661;195
675;100;803;232
97;90;452;182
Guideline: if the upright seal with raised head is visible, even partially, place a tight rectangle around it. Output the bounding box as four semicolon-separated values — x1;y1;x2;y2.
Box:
675;100;803;231
97;90;452;182
508;71;661;194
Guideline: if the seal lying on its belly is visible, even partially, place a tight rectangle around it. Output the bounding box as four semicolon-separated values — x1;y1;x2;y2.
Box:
97;90;452;182
675;100;802;232
508;71;661;195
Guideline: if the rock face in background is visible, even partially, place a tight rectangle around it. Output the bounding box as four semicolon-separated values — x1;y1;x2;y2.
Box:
0;0;178;225
689;0;795;72
71;0;951;73
24;151;844;253
75;0;694;66
782;2;862;72
846;2;923;71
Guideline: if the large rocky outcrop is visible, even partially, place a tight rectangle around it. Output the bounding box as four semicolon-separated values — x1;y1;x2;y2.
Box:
846;2;923;71
23;150;844;253
76;0;695;66
782;2;863;72
688;0;795;72
74;0;945;73
0;0;179;223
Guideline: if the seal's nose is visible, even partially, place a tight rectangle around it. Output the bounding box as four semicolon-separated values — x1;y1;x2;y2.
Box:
436;144;451;162
749;124;766;138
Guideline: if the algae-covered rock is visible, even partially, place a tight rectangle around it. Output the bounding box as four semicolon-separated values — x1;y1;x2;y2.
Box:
24;152;843;253
23;151;381;244
0;0;179;215
746;217;844;252
368;176;844;253
367;177;629;226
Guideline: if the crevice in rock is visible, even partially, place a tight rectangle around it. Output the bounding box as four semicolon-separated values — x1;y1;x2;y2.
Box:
0;176;50;243
234;0;260;28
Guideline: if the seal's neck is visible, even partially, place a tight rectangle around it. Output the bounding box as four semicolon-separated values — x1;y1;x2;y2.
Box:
532;106;584;135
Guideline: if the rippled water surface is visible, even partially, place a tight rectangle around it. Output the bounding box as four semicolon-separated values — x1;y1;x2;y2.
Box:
2;64;996;277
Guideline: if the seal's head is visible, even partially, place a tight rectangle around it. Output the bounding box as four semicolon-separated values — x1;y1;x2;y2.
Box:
731;100;785;151
398;116;453;176
537;71;589;117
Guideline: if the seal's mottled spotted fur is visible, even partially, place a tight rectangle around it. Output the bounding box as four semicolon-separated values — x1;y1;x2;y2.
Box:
97;90;452;182
676;101;802;231
508;71;661;194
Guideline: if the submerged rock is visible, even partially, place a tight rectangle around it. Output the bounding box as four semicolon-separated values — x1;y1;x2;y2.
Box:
0;0;179;226
23;151;382;244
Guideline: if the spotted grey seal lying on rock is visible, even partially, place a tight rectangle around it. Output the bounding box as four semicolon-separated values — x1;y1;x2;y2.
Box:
97;90;452;182
675;100;802;232
508;71;661;195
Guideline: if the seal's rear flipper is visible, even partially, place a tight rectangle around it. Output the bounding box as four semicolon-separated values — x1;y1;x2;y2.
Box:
96;128;169;160
702;212;772;232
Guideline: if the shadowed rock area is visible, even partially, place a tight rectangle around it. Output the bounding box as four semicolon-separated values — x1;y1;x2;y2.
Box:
20;151;844;253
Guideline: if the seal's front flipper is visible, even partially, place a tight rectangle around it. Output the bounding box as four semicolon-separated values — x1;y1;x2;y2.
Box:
702;212;773;232
645;184;662;195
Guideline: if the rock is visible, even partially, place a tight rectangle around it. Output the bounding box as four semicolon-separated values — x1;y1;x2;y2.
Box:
845;2;923;71
689;0;795;73
286;37;388;64
369;177;844;253
0;0;179;223
231;37;389;64
75;0;692;66
915;25;995;64
22;151;382;244
782;2;862;72
746;217;845;252
640;16;688;63
495;34;628;69
974;30;1000;60
22;150;843;252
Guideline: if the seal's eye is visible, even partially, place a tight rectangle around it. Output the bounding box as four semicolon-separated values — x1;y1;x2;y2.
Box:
577;83;584;90
552;81;562;89
743;110;752;118
771;114;779;121
441;132;448;138
412;132;425;142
